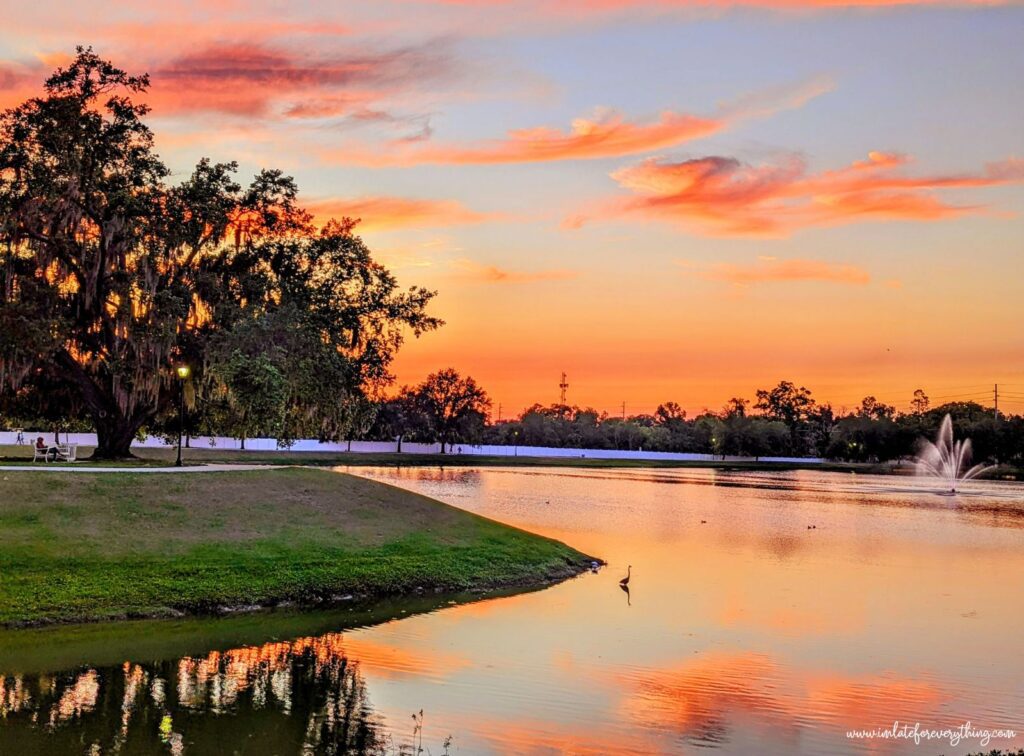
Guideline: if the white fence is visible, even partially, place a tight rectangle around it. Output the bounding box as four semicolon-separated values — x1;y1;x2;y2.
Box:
1;430;823;464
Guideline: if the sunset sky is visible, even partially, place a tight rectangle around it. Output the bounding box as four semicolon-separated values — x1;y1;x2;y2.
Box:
1;0;1022;416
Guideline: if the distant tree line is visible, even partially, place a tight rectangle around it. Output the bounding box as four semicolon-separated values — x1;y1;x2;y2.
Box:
356;377;1023;464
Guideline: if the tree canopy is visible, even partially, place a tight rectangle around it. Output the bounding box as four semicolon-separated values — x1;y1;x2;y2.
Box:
403;369;491;453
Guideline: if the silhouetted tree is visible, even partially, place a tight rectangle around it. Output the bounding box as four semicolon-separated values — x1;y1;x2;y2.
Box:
371;389;426;452
724;397;749;419
414;369;490;453
858;396;896;421
755;381;817;453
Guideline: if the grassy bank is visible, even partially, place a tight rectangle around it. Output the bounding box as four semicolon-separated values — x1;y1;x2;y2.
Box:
0;468;593;627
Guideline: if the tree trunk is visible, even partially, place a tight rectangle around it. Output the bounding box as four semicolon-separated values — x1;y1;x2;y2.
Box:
396;435;403;453
241;436;246;450
92;413;144;459
55;350;147;460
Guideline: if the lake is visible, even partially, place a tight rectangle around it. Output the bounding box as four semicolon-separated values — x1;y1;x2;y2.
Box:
2;467;1023;755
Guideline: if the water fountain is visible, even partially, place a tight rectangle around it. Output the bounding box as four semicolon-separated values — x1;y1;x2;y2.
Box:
914;414;993;493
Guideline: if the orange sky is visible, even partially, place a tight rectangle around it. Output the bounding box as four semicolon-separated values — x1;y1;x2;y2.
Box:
1;0;1022;416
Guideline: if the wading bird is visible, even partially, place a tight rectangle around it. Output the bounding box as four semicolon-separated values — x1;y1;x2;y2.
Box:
619;565;631;587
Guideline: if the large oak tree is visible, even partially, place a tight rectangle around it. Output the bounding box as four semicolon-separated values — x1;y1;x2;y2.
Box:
0;49;440;457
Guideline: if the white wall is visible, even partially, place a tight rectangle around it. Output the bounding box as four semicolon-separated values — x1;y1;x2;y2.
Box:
0;430;823;464
0;431;437;454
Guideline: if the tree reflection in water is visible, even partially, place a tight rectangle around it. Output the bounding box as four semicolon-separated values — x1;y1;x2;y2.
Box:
0;631;388;755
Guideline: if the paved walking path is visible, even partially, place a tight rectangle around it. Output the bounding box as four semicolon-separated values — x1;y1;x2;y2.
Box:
0;464;283;473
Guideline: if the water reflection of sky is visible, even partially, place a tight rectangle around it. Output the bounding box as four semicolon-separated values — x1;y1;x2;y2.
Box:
2;468;1022;755
344;467;1024;755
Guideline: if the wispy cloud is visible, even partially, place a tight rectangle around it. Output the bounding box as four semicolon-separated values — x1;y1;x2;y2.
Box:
329;109;722;166
146;41;456;119
306;196;497;232
679;257;872;286
716;76;834;121
569;152;1024;236
326;77;831;166
0;35;462;120
451;259;578;283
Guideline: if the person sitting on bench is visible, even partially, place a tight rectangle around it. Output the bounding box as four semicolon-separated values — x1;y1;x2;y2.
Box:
35;436;60;462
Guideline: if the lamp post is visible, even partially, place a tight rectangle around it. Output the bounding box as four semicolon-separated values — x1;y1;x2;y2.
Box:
513;429;519;458
175;364;191;467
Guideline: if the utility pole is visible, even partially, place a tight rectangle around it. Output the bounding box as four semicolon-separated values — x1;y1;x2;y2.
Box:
621;401;626;420
994;384;999;421
559;372;569;404
497;403;502;422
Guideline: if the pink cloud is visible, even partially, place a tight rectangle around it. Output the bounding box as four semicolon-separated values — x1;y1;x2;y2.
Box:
146;42;455;118
0;60;49;109
0;37;459;122
680;257;872;285
306;196;497;231
328;109;722;166
571;151;1024;236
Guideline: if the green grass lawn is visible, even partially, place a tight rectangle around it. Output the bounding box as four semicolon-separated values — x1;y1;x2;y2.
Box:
0;448;172;467
0;468;593;626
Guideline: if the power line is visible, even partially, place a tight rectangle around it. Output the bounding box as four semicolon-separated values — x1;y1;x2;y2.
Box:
923;391;992;399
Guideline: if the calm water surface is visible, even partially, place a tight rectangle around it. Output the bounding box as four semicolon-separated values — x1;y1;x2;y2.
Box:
2;467;1023;755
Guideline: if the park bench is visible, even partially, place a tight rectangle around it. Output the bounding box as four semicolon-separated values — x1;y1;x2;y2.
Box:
32;443;78;463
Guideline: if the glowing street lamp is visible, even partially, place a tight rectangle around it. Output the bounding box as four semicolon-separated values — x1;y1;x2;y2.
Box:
175;364;191;467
